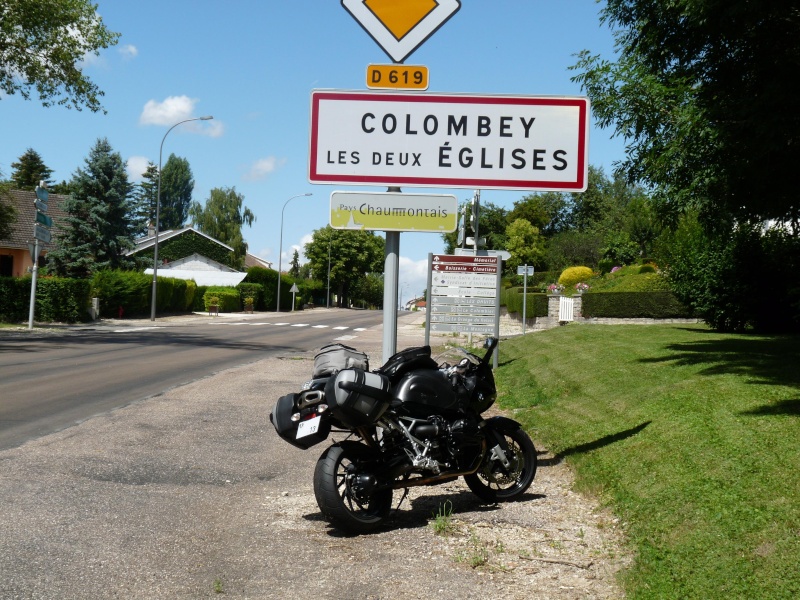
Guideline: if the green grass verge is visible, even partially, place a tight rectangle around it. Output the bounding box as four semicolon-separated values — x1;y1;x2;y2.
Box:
495;324;800;599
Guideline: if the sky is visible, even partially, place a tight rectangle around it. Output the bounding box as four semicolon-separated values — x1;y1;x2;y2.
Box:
0;1;625;307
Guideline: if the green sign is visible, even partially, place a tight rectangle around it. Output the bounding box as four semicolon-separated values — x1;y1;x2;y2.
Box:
35;211;52;227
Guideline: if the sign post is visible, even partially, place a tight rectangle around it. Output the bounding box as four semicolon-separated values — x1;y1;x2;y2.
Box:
29;184;50;329
517;264;535;335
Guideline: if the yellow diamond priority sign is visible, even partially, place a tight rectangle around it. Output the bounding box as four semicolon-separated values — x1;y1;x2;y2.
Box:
342;0;461;63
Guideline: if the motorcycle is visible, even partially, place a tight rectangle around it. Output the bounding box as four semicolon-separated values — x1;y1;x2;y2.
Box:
269;337;537;534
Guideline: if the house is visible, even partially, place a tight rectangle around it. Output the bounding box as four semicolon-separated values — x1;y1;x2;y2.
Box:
0;189;68;277
244;253;273;270
405;296;427;311
127;226;248;287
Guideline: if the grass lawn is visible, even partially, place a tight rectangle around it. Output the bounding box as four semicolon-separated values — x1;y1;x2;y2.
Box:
495;324;800;599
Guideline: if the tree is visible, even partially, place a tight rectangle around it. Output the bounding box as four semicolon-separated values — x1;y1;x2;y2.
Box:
505;219;546;273
289;249;301;278
571;0;800;227
442;201;508;254
0;0;120;112
10;148;54;190
158;154;194;230
508;191;571;236
0;177;17;239
129;162;159;238
188;186;254;269
304;226;384;308
47;138;134;278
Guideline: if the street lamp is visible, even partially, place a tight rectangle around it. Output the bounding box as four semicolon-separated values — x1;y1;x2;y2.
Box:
276;193;312;313
150;116;213;321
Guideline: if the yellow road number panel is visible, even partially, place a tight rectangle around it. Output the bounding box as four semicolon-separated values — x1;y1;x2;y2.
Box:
366;64;429;90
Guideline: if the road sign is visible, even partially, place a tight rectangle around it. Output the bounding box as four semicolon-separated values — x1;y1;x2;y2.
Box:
35;211;53;227
309;90;590;191
35;186;49;203
34;199;48;213
517;265;535;276
33;223;51;243
342;0;461;63
367;64;429;90
426;253;501;342
330;191;457;232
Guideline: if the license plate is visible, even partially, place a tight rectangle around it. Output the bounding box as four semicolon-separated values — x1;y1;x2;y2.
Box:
296;415;321;439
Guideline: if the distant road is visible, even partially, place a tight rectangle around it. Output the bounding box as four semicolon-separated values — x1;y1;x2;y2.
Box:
0;309;385;450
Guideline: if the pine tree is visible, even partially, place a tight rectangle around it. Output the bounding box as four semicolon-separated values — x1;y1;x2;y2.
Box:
289;249;301;277
48;138;134;278
10;148;54;190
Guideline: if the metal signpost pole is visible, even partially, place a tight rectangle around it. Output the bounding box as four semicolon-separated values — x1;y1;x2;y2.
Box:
522;265;528;336
27;238;39;330
382;187;402;362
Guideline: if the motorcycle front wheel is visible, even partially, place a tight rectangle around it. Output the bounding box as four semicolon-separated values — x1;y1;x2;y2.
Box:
464;420;537;503
313;441;393;534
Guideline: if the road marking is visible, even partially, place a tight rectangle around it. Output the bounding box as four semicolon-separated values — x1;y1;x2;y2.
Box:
291;323;310;327
113;327;159;333
312;325;328;328
335;335;358;341
333;326;349;330
354;328;367;331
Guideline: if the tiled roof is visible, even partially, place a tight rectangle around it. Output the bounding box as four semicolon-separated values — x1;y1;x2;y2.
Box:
0;189;69;251
244;253;273;270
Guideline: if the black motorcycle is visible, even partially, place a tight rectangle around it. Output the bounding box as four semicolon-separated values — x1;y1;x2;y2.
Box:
270;337;537;534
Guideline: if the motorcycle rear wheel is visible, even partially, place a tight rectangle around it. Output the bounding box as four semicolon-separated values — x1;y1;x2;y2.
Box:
464;421;537;503
313;441;392;534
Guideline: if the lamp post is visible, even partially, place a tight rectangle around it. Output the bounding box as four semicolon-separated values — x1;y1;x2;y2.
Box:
150;116;213;321
276;193;312;313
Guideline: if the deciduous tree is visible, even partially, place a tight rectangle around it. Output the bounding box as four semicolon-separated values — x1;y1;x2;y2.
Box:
0;0;120;112
188;186;254;269
159;154;194;230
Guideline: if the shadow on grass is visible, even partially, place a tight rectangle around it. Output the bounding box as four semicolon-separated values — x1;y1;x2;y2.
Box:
739;399;800;417
557;421;652;458
638;333;800;388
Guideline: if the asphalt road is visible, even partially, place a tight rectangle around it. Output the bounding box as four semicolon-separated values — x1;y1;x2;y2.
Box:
0;308;389;451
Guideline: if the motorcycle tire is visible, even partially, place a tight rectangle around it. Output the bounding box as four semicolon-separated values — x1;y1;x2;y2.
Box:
313;441;393;534
464;418;537;503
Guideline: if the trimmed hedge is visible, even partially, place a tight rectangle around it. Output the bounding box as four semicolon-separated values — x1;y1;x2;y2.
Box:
502;287;548;318
91;271;194;318
0;276;91;323
581;291;693;319
203;287;239;312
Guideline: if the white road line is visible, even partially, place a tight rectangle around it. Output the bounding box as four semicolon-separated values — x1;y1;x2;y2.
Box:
273;323;290;326
333;326;349;330
353;328;367;331
113;327;159;333
335;335;357;341
312;325;328;328
291;323;310;327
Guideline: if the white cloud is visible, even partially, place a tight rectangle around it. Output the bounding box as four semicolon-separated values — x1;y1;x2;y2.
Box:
139;96;222;136
243;156;285;181
119;44;138;59
126;155;150;181
399;256;431;305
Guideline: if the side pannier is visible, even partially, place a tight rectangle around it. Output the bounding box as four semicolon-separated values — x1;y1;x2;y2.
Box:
325;368;391;428
312;343;369;378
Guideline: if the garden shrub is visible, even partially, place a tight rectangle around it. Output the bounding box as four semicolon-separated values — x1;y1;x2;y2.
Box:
558;266;594;288
582;291;693;318
237;282;263;309
203;287;239;312
0;276;91;323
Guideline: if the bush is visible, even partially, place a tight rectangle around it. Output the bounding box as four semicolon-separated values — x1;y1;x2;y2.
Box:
203;287;239;312
503;288;548;318
582;291;693;318
558;266;594;288
236;282;263;309
0;276;91;323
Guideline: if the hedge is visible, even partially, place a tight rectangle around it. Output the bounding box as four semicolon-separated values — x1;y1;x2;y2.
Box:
581;291;694;319
203;287;239;312
501;287;549;318
0;276;91;323
90;271;195;318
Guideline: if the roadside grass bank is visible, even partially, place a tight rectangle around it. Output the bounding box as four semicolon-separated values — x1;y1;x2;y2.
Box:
494;324;800;599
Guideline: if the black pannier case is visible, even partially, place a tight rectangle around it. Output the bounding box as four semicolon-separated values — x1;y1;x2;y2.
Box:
325;368;392;428
312;343;369;378
270;393;331;450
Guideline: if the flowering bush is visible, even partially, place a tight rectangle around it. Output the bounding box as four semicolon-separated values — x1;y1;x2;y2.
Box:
610;266;623;273
547;283;564;294
575;282;590;293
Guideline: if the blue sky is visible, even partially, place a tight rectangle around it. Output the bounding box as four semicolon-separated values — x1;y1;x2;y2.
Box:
1;1;624;305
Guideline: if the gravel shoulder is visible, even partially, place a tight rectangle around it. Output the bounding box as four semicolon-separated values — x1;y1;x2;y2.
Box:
0;312;629;599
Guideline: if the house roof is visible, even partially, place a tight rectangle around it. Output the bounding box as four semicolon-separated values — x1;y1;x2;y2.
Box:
127;226;234;255
0;189;69;251
244;253;273;270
